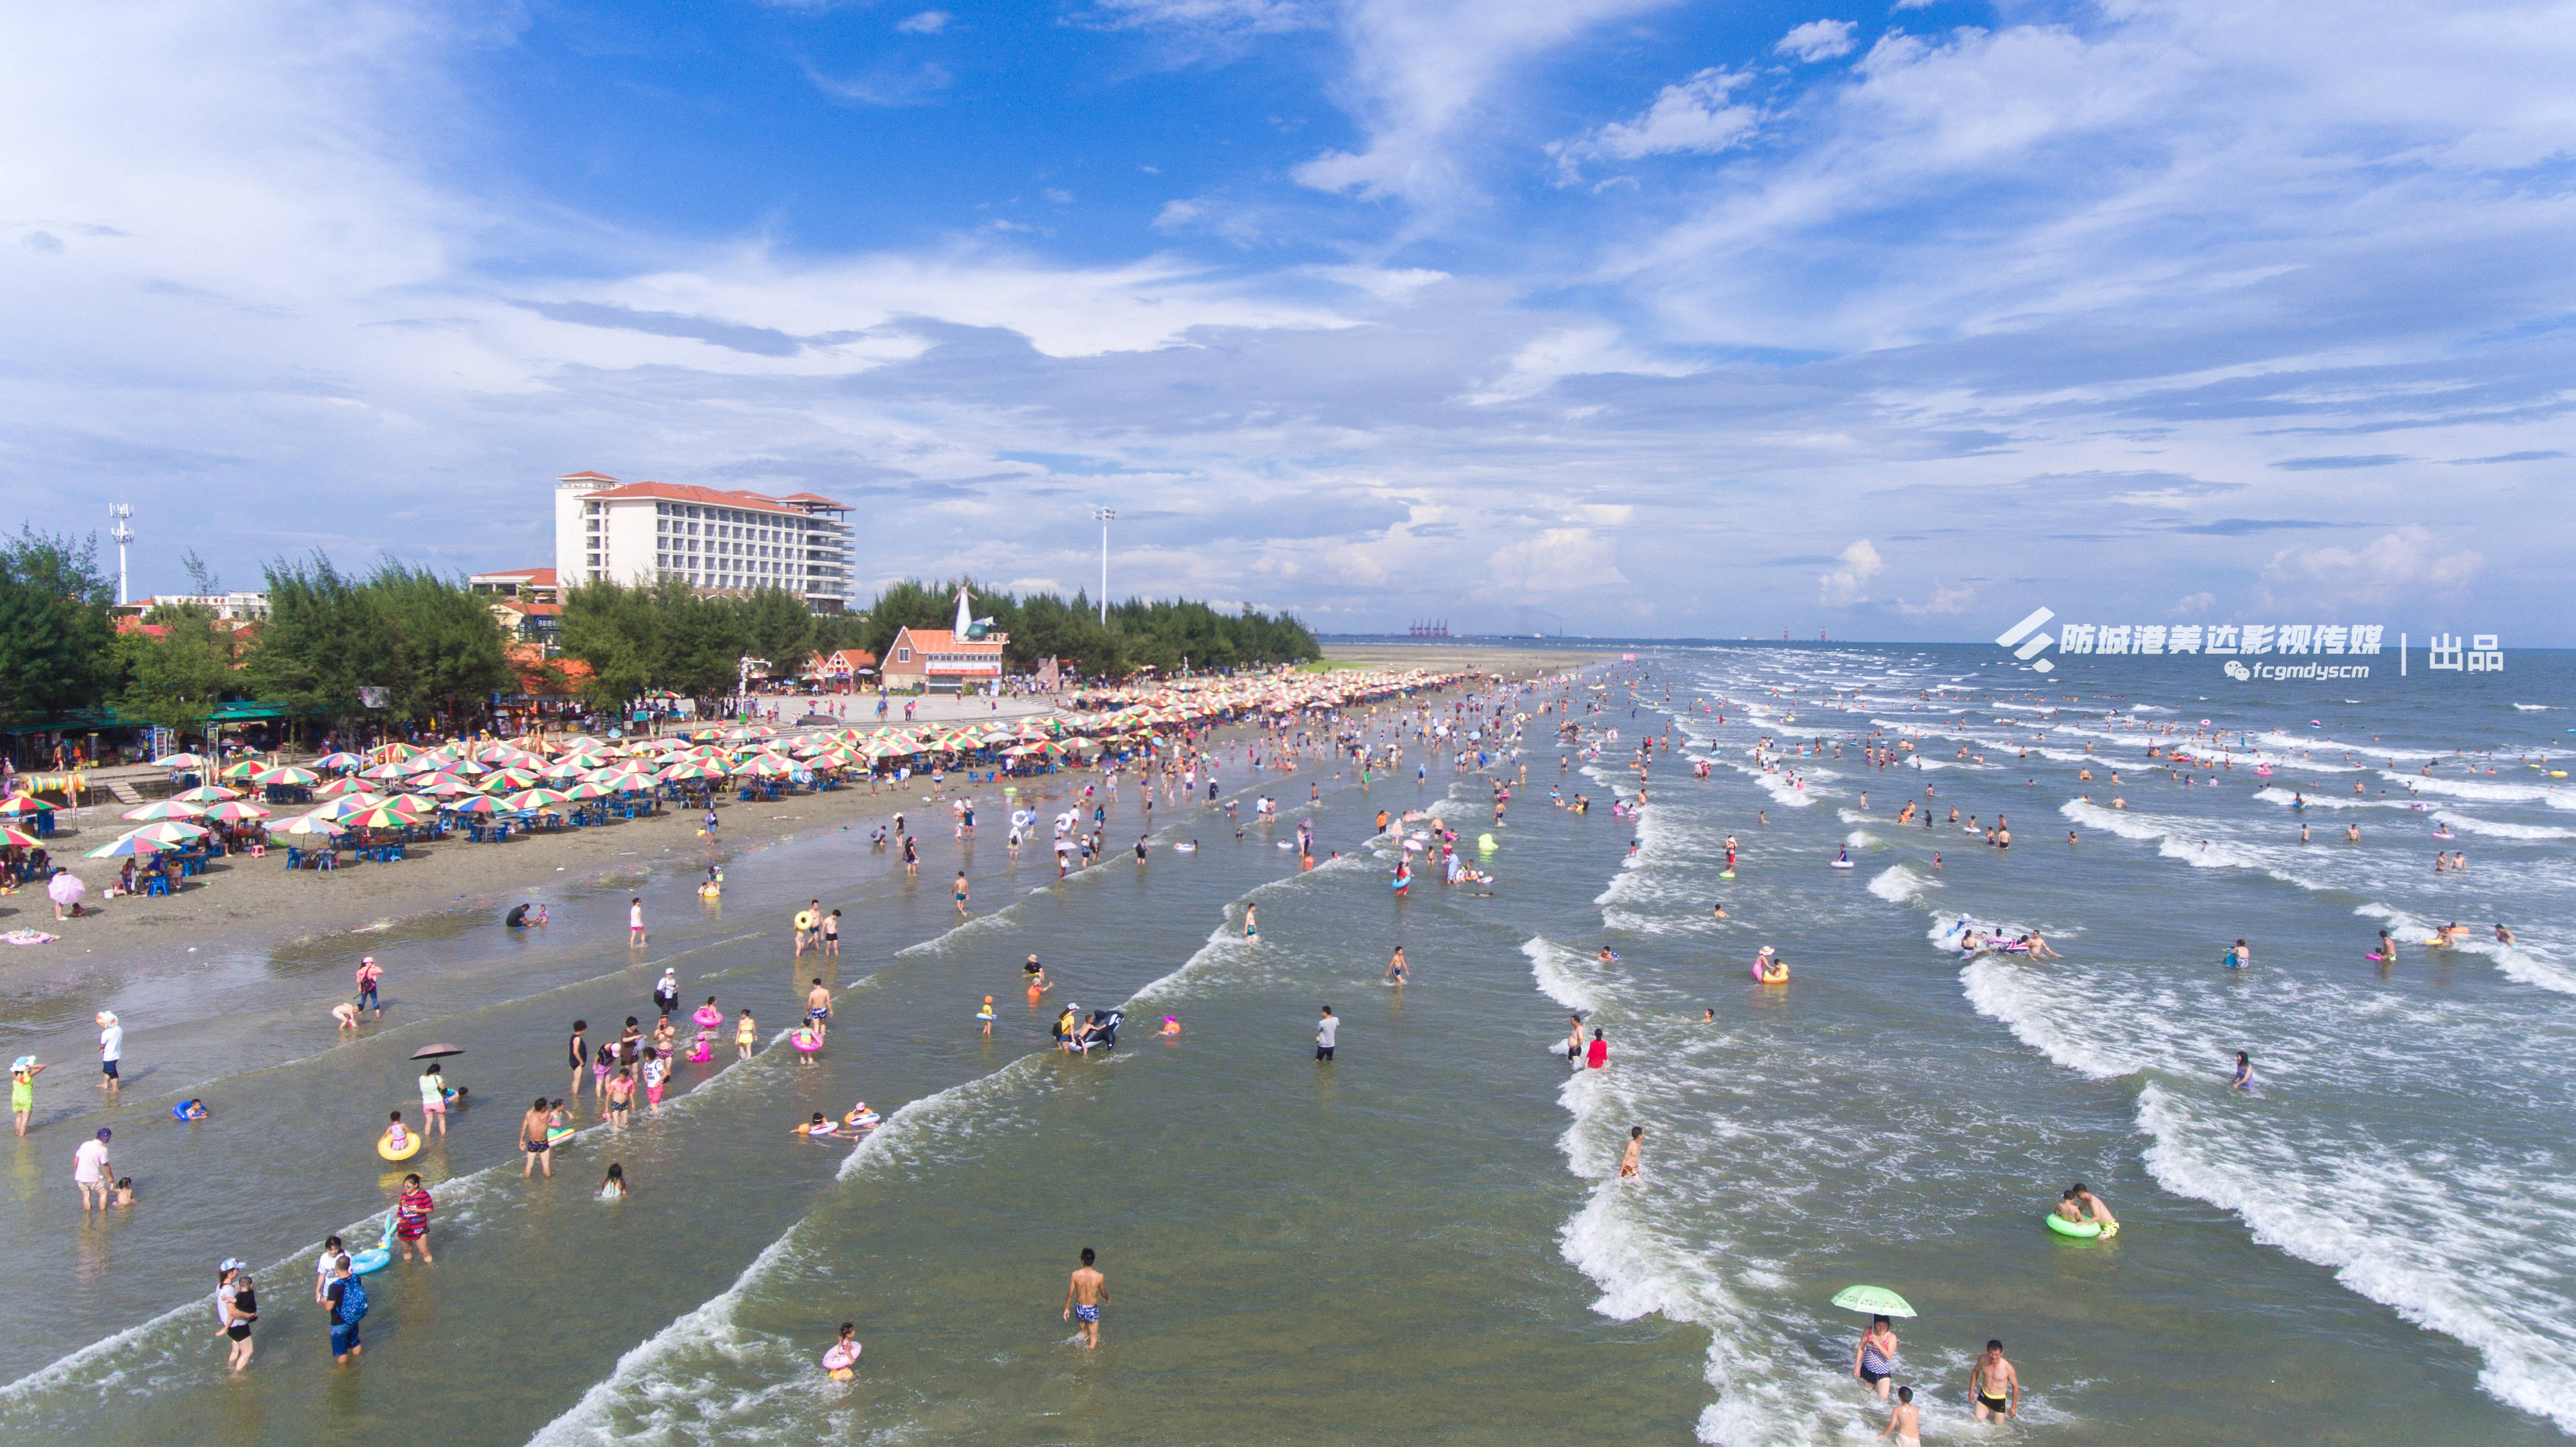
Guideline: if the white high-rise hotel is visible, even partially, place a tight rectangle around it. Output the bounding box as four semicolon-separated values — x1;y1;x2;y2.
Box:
552;471;854;613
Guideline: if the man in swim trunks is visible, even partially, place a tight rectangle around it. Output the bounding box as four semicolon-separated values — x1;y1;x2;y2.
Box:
806;979;834;1040
521;1097;554;1177
1062;1246;1108;1348
2069;1181;2116;1229
1968;1339;2017;1421
1619;1126;1642;1179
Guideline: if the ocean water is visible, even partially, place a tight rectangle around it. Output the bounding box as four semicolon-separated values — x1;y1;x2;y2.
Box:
5;645;2570;1444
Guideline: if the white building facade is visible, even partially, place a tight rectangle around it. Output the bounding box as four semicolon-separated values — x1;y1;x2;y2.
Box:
552;472;854;613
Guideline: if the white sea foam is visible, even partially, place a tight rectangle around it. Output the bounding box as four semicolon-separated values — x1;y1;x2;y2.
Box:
2379;771;2561;804
2137;1082;2576;1435
1524;936;1608;1013
1866;864;1938;905
2430;811;2576;840
530;1055;1056;1445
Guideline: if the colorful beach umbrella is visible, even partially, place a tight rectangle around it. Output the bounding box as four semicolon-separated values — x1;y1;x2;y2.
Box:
339;804;416;830
252;765;319;786
170;784;241;804
274;812;347;836
1;824;43;849
121;799;208;822
151;752;208;769
201;800;272;823
123;820;210;845
86;834;176;858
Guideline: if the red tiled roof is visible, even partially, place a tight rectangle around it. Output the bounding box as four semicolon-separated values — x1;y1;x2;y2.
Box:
891;628;1003;654
557;471;619;483
584;481;850;518
777;492;852;509
473;566;559;586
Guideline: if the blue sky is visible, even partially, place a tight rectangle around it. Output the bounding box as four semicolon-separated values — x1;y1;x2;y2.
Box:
4;0;2570;639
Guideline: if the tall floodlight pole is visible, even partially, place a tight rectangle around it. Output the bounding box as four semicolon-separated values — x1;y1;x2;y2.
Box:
1094;507;1114;625
108;503;135;605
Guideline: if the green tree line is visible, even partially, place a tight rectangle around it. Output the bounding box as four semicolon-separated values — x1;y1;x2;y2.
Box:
854;578;1320;676
0;525;1322;745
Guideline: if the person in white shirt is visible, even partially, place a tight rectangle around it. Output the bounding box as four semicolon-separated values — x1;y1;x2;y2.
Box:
96;1011;123;1099
74;1128;113;1211
1314;1006;1338;1062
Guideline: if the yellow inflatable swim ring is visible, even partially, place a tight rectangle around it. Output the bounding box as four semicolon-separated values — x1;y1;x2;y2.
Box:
378;1129;423;1161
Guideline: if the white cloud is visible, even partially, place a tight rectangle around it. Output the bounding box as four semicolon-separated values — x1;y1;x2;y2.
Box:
2260;526;2483;603
1462;325;1693;403
1488;527;1627;591
2171;591;2217;616
1043;187;1075;204
1775;19;1857;63
804;60;953;107
895;10;951;33
1897;579;1973;614
1820;538;1884;604
1080;0;1321;35
1549;68;1757;180
1291;0;1678;205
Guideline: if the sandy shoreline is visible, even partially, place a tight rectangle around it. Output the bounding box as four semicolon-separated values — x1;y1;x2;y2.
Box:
0;773;1031;978
0;665;1576;981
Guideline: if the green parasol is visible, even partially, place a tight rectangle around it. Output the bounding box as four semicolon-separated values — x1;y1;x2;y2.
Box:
1830;1285;1916;1318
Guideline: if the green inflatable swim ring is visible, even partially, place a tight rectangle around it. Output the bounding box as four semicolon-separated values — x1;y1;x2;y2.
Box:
2045;1213;2117;1240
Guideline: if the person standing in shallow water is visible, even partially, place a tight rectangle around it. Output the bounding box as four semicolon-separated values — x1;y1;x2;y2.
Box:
1062;1247;1108;1348
1853;1313;1899;1399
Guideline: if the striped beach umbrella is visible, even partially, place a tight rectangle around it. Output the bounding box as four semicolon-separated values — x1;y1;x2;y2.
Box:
86;833;177;858
122;799;208;822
